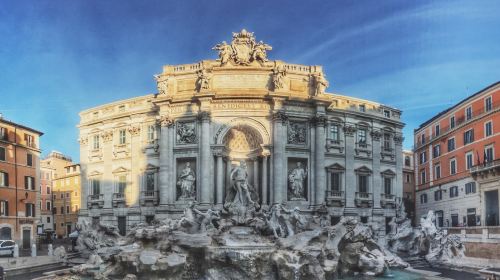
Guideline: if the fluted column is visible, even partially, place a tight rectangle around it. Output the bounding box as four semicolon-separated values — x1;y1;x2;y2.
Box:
261;151;270;205
157;115;173;205
212;146;224;206
199;112;212;205
344;125;357;209
371;130;382;209
314;115;327;207
272;111;287;204
252;157;259;197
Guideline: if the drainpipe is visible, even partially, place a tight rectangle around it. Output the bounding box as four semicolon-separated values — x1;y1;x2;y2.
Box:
14;126;18;239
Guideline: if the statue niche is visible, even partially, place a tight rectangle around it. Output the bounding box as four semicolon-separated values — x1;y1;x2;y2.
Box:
176;159;196;200
288;158;308;201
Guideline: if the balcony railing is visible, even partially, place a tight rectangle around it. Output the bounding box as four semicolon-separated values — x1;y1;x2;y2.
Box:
112;192;126;207
87;194;104;208
325;190;345;206
355;192;373;207
470;159;500;175
381;193;396;208
140;190;159;206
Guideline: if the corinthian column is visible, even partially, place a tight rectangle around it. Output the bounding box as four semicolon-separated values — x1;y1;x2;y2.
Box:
199;111;212;206
261;151;270;205
157;115;173;205
272;111;287;204
314;115;327;207
212;146;224;206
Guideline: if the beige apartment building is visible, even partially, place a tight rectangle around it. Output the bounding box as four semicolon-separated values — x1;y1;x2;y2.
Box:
53;163;81;237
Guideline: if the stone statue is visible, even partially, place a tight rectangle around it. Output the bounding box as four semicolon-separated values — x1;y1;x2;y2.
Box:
272;64;287;90
177;162;196;199
212;41;232;65
287;122;306;144
253;40;272;63
196;69;211;91
176;122;196;144
154;75;169;95
314;72;329;96
228;161;256;207
288;162;307;199
193;208;220;232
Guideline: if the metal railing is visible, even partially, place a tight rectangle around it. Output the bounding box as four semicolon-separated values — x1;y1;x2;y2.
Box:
326;190;344;198
113;193;125;200
470;158;500;173
142;190;158;198
355;192;372;200
88;194;103;201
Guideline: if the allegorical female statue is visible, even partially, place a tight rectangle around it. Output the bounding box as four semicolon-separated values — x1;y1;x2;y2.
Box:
177;162;196;199
288;162;307;199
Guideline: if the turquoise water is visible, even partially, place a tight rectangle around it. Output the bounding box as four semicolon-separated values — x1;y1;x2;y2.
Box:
340;269;427;280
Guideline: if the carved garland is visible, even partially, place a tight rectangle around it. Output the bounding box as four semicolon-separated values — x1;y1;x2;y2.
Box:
101;131;114;142
128;126;141;136
157;115;174;127
343;125;357;136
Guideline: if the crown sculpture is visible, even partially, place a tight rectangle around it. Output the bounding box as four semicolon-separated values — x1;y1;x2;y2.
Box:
212;29;272;66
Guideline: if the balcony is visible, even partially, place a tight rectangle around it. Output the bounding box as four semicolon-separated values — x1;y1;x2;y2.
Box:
326;138;344;153
471;159;500;179
325;190;345;206
112;192;126;207
140;190;159;206
87;194;104;208
355;192;373;207
381;193;396;208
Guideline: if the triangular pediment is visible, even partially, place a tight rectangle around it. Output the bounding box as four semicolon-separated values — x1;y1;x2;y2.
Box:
112;166;130;174
381;169;396;177
326;163;345;171
88;170;103;177
355;166;372;174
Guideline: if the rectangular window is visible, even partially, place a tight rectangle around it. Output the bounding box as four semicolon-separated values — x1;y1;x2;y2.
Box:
0;127;7;140
384;177;391;194
118;175;127;194
330;125;339;141
357;129;367;145
46;201;51;211
485;96;492;112
91;179;101;195
93;135;100;149
66;205;70;214
450;116;455;129
451;214;459;227
450;186;459;198
60;206;64;214
466;106;472;120
450;158;457;175
358;175;368;193
383;133;391;150
466;152;474;170
148;125;155;142
0;146;5;161
146;173;155;191
435;165;441;179
0;200;8;216
465;182;476;194
359;104;365;112
419;151;427;164
27;154;33;167
119;129;126;145
447;138;455;152
464;129;474;145
0;172;8;187
485;121;493;137
47;187;51;194
384;110;391;118
433;145;441;158
421;134;426;144
25;203;35;217
331;172;341;192
420;193;427;204
435;124;440;136
420;170;426;184
406;174;411;183
25;134;34;147
53;207;57;214
434;190;443;201
24;176;35;190
485;146;494;163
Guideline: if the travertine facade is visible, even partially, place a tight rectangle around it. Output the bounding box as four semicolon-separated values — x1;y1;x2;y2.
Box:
78;30;404;236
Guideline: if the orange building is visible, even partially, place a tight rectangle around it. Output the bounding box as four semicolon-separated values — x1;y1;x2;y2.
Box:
414;81;500;227
0;115;43;248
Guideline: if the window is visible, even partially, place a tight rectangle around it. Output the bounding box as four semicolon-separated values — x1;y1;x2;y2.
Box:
60;193;64;199
331;172;341;192
420;193;428;204
0;172;8;187
93;135;100;150
146;173;155;191
435;164;441;179
24;176;35;190
433;145;441;158
61;206;64;214
419;151;427;164
450;116;455;129
26;203;35;217
406;174;411;183
358;175;368;193
47;217;50;223
383;133;391;150
47;187;51;194
434;190;443;201
357;129;367;145
435;124;440;136
0;200;8;216
25;134;34;147
66;192;70;198
117;175;127;194
451;214;459;227
119;129;126;145
384;177;391;194
53;207;57;214
405;156;411;167
420;134;425;144
66;206;70;214
485;96;492;112
466;152;474;170
384;110;391;118
420;170;426;184
465;182;476;194
447;138;455;152
359;104;366;112
466;106;472;120
148;125;155;142
0;127;7;140
485;121;493;137
27;154;33;167
46;201;51;211
485;145;494;163
450;186;459;198
0;146;5;161
91;179;101;195
464;129;474;145
450;158;457;175
330;125;339;141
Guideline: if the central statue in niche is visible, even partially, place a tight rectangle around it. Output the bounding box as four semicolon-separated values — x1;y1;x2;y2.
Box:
224;160;260;223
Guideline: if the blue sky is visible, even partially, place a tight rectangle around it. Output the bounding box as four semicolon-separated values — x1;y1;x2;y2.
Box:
1;0;499;160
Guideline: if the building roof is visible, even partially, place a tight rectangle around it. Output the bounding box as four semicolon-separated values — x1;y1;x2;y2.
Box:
0;117;44;136
415;81;500;132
